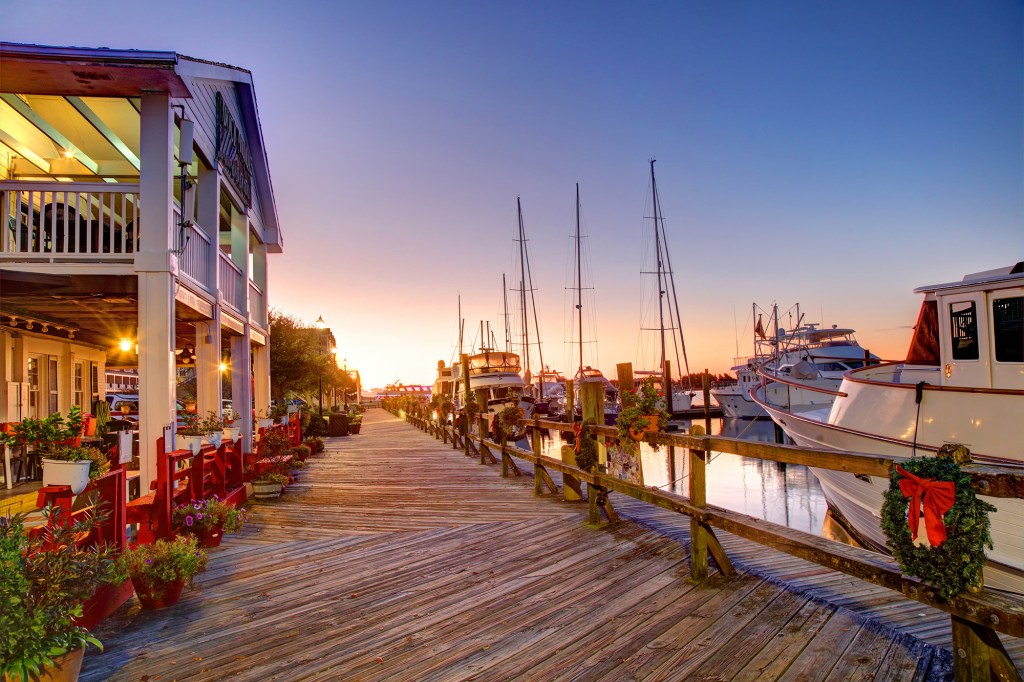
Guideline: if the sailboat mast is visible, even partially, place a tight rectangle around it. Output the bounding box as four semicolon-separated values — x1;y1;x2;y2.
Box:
458;295;463;357
651;159;669;391
502;274;511;353
517;197;531;379
575;183;584;379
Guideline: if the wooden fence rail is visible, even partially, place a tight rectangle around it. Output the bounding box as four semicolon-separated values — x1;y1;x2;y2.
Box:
396;406;1022;682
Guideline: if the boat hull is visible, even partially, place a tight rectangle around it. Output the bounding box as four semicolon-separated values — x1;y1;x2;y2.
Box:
711;386;765;419
755;388;1024;594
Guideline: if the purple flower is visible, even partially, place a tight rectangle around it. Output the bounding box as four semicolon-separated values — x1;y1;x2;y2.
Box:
196;513;203;520
145;558;152;565
185;516;194;527
194;550;200;557
194;502;202;510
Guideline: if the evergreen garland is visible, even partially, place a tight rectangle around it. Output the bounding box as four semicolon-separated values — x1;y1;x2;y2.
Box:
880;449;995;600
575;423;598;473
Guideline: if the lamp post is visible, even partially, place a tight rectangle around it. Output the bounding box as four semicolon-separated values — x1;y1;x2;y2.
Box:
315;314;326;416
343;358;349;411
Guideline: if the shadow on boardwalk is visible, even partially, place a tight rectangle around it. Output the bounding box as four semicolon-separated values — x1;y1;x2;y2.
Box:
83;409;940;681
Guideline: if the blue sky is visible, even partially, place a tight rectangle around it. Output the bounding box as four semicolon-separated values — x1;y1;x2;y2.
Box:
3;1;1021;387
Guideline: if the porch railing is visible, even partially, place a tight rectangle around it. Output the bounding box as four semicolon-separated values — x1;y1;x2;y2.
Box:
219;252;244;314
1;182;140;257
175;208;212;291
249;282;267;329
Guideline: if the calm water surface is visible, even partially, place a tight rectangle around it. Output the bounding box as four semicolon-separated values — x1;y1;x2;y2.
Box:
538;417;830;538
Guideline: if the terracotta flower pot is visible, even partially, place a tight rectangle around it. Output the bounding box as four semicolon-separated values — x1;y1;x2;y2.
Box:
132;577;185;610
3;647;85;682
628;415;660;441
189;524;224;548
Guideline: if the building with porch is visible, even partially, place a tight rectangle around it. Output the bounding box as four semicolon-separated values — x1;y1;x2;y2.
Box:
0;43;283;490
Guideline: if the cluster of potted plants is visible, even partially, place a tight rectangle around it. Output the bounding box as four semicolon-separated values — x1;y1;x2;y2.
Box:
171;495;247;548
176;410;240;455
0;405;109;495
615;376;670;454
112;536;208;610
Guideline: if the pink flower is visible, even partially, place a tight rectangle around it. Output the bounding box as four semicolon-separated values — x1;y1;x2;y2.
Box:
185;516;194;527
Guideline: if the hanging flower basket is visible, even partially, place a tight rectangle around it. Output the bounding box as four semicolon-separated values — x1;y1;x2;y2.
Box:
628;415;660;441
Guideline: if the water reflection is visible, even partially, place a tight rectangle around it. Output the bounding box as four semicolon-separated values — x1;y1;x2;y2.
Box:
539;418;830;538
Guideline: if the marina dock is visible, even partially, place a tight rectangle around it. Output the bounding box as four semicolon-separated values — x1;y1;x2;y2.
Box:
78;408;1020;681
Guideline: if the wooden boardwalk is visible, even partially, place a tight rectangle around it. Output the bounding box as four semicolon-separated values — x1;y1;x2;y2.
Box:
82;410;945;681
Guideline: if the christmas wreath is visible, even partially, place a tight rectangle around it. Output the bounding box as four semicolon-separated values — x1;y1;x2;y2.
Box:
880;445;995;600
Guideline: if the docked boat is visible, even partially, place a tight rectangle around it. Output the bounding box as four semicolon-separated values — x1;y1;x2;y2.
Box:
465;348;535;423
715;304;879;418
754;263;1024;593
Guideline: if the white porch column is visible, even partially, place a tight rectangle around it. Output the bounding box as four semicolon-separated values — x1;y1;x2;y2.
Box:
194;321;222;418
195;165;223;420
231;206;254;453
252;343;270;420
136;93;177;492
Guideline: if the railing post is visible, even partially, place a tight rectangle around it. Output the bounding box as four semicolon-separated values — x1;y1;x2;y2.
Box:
703;369;712;435
582;381;604;524
479;415;489;465
532;418;543;495
688;424;709;580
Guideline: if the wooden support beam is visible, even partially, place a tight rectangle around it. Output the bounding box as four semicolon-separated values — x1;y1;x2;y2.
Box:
502;450;522;477
701;522;736;577
689;424;709;580
951;615;1022;682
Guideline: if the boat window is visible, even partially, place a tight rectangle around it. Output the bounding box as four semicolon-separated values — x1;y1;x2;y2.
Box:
992;296;1023;363
818;362;847;372
949;301;979;360
845;360;865;369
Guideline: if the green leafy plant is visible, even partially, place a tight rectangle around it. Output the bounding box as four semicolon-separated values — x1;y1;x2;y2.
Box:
615;377;669;453
1;506;116;682
256;472;289;487
92;400;111;438
111;536;208;599
289;459;306;471
496;405;524;442
200;411;224;434
42;445;109;481
305;413;328;437
172;497;247;535
177;412;204;437
292;444;312;460
303;437;324;454
575;421;599;472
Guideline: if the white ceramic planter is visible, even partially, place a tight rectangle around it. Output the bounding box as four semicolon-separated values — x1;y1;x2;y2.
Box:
41;458;92;495
257;418;274;430
223;427;241;442
206;431;223;449
176;434;204;455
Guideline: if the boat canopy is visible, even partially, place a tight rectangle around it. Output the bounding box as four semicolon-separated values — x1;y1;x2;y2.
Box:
467;351;521;375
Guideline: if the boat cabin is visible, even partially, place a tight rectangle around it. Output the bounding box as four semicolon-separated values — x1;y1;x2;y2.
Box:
904;263;1023;390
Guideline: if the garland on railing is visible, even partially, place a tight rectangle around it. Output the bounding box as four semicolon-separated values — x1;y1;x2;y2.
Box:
880;444;995;600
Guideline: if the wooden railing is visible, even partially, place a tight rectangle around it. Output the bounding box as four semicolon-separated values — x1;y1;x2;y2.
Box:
219;251;244;313
1;181;140;257
396;406;1024;682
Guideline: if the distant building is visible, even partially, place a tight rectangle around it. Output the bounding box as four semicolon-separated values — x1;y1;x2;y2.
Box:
0;43;284;489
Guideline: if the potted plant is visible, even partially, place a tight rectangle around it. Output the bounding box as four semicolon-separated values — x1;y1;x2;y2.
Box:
176;412;204;455
251;472;289;500
39;445;109;496
200;411;224;449
172;496;247;548
1;506;116;682
288;458;306;480
256;409;274;430
348;413;363;435
111;536;208;610
615;377;670;454
222;408;241;442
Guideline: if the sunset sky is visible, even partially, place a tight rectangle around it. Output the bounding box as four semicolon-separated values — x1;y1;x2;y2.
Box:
4;1;1021;389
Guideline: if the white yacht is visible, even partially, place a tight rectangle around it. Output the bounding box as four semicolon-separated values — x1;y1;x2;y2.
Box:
465;349;535;423
754;263;1024;594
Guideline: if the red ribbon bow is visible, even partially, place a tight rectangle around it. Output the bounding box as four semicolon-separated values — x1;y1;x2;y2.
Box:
895;465;956;547
573;422;583;454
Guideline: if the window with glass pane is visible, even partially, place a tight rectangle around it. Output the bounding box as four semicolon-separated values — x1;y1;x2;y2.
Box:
48;357;58;414
27;356;40;418
949;301;979;360
993;296;1023;363
74;362;84;407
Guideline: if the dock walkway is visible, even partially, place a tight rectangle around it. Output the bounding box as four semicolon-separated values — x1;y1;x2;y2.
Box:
84;409;946;681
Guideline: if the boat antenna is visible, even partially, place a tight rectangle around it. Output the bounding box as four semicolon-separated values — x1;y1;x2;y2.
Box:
458;295;464;357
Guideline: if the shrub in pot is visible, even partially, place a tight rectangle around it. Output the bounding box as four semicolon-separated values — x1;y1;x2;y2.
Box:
172;497;247;548
112;536;207;610
200;411;224;449
1;506;115;682
251;472;289;500
615;377;669;454
176;413;205;455
39;445;108;496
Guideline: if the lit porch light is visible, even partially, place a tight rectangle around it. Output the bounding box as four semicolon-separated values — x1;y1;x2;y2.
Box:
63;148;75;160
315;315;326;330
119;337;133;352
219;361;229;373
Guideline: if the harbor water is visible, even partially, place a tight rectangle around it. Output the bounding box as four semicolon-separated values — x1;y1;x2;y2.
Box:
538;417;831;538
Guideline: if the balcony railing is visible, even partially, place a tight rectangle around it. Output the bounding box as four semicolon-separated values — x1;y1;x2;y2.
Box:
219;252;244;314
175;209;212;292
249;281;267;329
1;182;140;257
